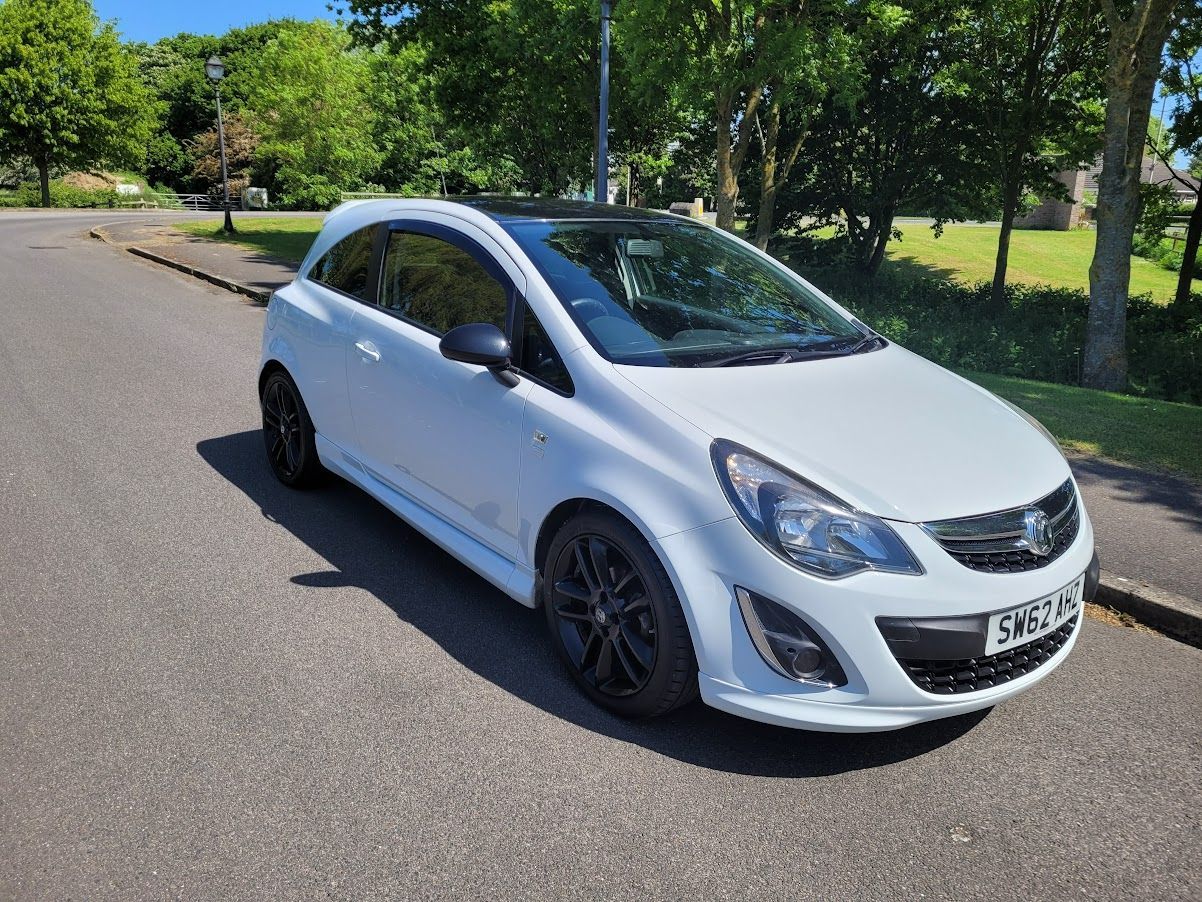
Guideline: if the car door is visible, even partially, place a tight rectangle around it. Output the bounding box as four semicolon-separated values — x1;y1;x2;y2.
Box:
272;222;379;453
346;217;533;560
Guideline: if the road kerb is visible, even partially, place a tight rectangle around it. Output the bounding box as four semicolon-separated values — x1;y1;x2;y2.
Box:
89;225;270;303
1096;571;1202;647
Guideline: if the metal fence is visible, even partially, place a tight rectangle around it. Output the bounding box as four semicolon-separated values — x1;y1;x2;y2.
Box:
118;193;241;211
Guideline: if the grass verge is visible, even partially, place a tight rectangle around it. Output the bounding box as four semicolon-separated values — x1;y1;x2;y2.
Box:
174;217;320;263
885;224;1179;301
963;371;1202;480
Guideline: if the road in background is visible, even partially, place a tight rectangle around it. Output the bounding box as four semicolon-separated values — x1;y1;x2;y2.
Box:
1;212;1199;900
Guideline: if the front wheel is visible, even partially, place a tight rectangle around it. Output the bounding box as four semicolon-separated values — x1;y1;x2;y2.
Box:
260;370;323;488
543;509;699;718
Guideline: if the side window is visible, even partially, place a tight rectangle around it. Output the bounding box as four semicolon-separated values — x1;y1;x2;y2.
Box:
308;224;376;300
379;231;508;335
518;308;573;394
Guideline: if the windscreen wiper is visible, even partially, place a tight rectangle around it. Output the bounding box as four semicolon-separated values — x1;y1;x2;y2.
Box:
702;334;885;367
702;346;845;367
844;333;886;354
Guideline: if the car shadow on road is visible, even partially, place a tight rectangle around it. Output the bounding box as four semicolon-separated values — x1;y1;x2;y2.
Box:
198;430;988;778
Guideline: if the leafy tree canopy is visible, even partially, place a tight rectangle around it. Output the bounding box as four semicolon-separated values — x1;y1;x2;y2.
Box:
0;0;151;205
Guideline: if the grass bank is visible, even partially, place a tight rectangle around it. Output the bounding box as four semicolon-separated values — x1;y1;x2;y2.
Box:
964;371;1202;480
832;223;1180;302
174;217;320;263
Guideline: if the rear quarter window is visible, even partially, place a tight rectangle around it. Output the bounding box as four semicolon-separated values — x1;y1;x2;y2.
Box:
308;225;376;300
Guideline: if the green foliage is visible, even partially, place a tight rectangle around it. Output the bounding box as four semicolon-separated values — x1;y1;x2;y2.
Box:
1136;181;1181;246
0;178;117;207
0;0;152;203
343;0;601;194
783;247;1202;403
776;0;997;271
239;20;381;209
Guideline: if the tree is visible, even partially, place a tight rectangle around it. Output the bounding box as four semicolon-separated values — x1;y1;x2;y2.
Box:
954;0;1105;312
748;5;858;250
1082;0;1182;392
1159;1;1202;306
776;0;989;274
189;113;260;200
624;1;772;232
242;21;382;208
131;22;292;189
341;0;601;195
0;0;150;206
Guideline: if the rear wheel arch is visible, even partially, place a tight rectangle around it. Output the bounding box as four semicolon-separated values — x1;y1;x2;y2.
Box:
258;359;291;399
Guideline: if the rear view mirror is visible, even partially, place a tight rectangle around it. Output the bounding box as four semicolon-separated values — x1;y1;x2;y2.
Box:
439;322;518;386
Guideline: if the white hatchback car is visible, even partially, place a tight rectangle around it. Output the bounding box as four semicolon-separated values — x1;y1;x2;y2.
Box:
259;197;1098;732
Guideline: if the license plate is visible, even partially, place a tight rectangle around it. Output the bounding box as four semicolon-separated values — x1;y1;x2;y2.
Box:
985;574;1085;655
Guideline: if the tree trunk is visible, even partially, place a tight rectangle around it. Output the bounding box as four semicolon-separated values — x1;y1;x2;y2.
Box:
1083;0;1180;392
715;95;739;232
1173;197;1202;306
989;181;1021;313
753;99;781;251
37;159;50;208
865;211;893;277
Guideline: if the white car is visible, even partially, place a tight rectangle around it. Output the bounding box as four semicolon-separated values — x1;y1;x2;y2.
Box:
259;198;1098;732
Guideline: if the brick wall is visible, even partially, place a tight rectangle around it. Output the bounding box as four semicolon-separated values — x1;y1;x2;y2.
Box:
1014;169;1086;231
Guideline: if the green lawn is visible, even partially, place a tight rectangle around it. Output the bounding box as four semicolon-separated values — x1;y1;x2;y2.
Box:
174;217;320;263
964;371;1202;480
884;223;1178;301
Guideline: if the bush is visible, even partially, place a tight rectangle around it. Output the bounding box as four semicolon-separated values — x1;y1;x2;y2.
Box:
0;179;119;208
778;241;1202;405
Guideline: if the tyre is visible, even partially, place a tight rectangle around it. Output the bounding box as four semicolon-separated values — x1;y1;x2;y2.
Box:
543;509;699;718
260;370;323;488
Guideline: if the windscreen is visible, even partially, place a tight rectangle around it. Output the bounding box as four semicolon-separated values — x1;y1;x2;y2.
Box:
505;220;864;367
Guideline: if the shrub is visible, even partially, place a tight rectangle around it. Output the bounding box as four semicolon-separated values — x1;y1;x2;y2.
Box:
778;242;1202;405
0;179;119;208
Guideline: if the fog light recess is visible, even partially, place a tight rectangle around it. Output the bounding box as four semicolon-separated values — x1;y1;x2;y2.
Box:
735;587;847;687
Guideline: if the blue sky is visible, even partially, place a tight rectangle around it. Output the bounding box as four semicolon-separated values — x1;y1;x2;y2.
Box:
94;0;337;43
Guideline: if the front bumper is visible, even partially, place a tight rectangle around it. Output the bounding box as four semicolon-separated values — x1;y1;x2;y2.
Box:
653;508;1096;732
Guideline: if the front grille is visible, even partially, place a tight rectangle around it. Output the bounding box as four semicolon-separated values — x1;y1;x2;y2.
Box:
897;615;1077;694
922;479;1080;574
947;508;1079;573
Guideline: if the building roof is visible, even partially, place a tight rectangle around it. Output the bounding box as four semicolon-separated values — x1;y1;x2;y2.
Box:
1083;155;1199;194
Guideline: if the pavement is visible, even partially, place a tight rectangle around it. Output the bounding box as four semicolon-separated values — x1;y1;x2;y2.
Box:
92;213;312;296
2;211;1200;900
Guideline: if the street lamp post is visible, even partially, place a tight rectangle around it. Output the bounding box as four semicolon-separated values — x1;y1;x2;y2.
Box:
205;55;235;234
595;1;614;204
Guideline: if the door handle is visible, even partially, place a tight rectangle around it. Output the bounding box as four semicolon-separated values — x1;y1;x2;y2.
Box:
354;340;381;363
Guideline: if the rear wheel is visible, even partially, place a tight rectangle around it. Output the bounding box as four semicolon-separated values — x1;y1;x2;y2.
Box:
544;509;698;718
260;371;322;488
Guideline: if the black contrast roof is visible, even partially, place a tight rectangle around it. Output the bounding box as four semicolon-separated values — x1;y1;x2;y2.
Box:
447;196;679;223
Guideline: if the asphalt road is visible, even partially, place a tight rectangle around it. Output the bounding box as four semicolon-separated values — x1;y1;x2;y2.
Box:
1;211;1200;901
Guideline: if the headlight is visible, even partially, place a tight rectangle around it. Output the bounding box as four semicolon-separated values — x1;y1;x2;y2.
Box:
711;440;922;579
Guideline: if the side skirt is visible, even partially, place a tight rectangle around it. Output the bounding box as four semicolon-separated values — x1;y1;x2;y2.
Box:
315;434;538;608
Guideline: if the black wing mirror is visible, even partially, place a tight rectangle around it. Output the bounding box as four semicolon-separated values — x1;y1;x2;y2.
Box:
439;322;518;386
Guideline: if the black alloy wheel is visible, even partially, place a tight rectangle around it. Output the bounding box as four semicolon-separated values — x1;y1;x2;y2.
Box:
552;533;658;696
260;371;322;487
545;510;698;718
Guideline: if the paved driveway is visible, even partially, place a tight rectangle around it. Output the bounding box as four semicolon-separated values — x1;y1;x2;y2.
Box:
1;212;1199;900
